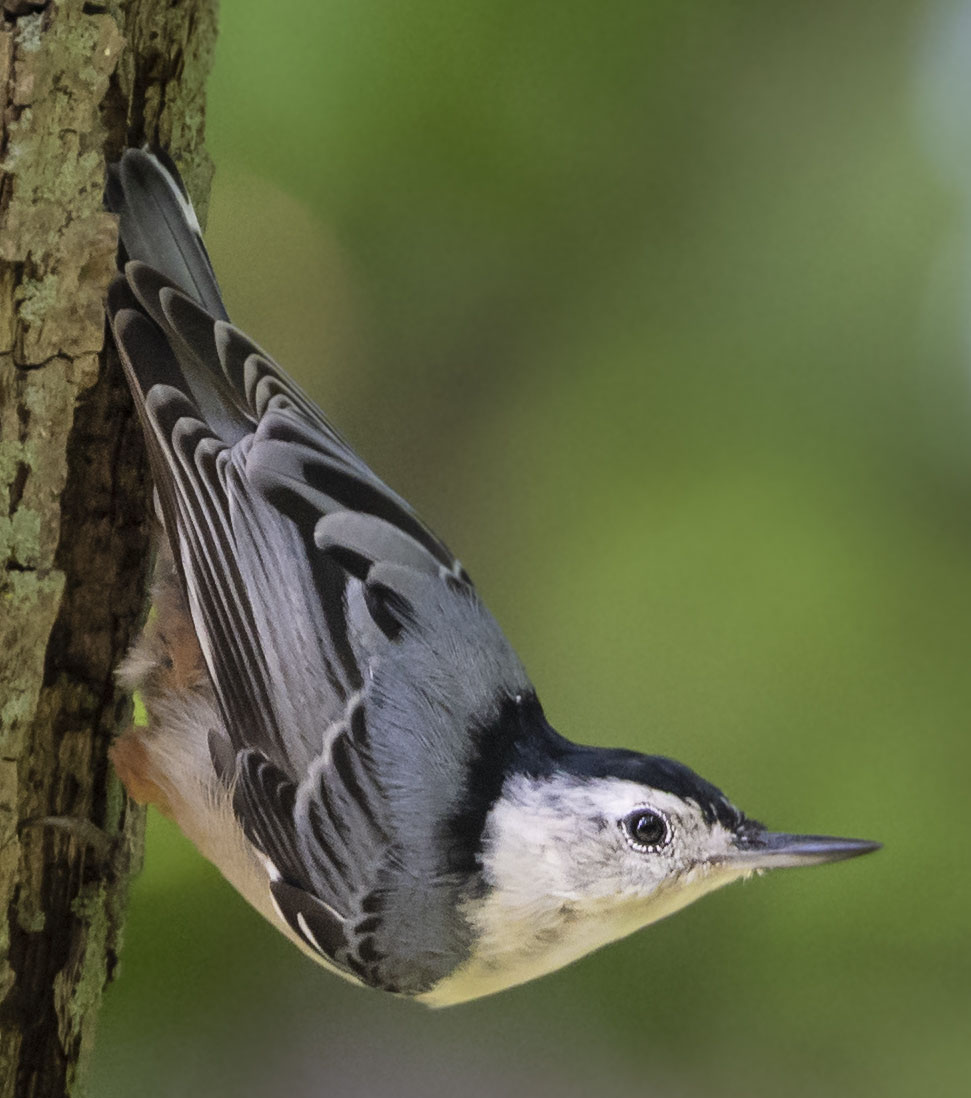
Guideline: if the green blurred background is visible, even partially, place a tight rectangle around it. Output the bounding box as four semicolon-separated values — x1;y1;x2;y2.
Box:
90;1;971;1095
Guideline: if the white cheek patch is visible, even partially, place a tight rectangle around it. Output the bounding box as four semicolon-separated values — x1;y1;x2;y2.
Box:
482;777;709;913
427;775;748;1005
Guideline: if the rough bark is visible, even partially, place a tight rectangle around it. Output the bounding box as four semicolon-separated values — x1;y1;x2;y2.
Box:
0;2;217;1095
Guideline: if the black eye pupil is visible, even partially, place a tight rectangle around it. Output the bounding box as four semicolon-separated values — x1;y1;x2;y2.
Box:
626;810;667;848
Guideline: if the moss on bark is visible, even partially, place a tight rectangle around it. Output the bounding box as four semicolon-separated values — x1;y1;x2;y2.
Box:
0;3;217;1094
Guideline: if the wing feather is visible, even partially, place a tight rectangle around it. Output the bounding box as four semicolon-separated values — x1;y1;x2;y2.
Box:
108;148;526;991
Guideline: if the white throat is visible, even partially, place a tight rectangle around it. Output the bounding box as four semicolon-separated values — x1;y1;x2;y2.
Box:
421;775;749;1006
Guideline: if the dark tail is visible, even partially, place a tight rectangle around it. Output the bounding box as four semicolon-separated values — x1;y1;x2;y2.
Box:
106;148;228;321
106;149;253;446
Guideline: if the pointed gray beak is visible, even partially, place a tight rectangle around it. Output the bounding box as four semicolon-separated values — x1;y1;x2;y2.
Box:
727;830;882;870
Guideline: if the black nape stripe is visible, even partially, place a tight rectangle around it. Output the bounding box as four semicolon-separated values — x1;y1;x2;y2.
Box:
564;748;744;832
445;692;565;876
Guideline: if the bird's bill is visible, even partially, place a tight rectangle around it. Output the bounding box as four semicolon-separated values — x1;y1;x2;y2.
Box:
725;831;882;871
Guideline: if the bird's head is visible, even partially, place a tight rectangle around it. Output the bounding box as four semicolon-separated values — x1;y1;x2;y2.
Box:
431;728;879;1005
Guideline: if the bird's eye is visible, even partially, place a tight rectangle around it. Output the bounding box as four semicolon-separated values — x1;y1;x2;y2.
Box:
622;809;670;851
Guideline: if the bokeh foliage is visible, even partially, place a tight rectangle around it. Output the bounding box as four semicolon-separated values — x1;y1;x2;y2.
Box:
91;2;970;1095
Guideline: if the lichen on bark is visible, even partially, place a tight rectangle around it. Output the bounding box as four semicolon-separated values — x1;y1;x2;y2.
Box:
0;2;217;1095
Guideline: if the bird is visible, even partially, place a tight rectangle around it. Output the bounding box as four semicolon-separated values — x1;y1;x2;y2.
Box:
105;148;880;1007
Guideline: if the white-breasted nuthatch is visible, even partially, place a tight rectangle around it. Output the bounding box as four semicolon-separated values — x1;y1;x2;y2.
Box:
105;149;879;1007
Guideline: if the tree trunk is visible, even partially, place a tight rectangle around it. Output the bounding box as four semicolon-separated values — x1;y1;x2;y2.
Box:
0;2;217;1094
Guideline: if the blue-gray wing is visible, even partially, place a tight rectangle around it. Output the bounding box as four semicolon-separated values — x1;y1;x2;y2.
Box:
107;150;529;992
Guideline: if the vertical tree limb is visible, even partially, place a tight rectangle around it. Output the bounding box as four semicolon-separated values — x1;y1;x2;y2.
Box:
0;2;217;1094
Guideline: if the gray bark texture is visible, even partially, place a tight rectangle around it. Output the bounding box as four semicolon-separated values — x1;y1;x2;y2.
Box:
0;2;217;1095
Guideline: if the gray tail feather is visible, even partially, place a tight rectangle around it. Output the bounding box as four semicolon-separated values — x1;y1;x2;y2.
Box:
106;148;254;446
106;148;228;322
